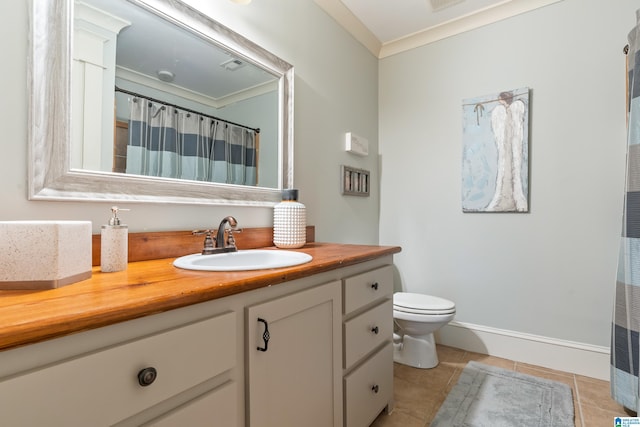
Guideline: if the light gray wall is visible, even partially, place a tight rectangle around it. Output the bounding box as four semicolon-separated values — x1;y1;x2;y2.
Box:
379;0;635;347
7;0;623;350
1;0;379;244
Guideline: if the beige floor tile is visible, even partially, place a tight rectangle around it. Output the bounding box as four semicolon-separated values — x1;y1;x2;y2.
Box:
575;375;627;414
435;346;468;386
392;375;441;421
434;344;466;364
461;350;516;371
371;409;425;427
517;362;574;377
393;361;457;390
424;403;445;425
580;404;624;427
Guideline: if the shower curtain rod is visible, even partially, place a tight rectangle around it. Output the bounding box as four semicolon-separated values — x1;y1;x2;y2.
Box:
115;86;260;133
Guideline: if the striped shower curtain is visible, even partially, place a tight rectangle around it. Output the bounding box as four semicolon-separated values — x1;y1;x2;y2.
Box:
611;11;640;413
125;97;257;186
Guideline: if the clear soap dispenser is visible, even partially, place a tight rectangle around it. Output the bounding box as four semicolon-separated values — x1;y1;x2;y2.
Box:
101;206;129;272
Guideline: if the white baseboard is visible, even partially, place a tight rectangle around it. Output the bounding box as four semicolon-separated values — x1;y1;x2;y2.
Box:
436;321;610;381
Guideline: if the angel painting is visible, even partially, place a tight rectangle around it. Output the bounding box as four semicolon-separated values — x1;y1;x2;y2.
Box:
461;88;529;212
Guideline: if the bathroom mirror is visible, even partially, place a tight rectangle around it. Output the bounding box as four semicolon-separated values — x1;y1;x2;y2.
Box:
28;0;294;205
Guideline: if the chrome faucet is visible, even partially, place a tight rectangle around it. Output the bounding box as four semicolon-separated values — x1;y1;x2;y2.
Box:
193;216;241;255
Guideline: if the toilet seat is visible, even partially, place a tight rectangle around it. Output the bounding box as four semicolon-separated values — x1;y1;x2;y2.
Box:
393;292;455;315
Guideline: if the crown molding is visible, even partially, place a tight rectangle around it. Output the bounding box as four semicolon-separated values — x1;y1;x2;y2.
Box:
315;0;564;59
313;0;382;56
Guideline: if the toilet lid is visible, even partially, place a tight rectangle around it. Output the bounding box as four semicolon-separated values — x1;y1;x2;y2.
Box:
393;292;455;315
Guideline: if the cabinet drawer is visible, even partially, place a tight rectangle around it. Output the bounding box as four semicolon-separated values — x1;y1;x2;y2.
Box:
144;381;237;427
344;299;392;369
344;342;393;427
0;311;236;426
343;265;393;315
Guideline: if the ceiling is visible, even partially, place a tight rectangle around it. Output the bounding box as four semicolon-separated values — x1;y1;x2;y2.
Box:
339;0;506;44
313;0;564;58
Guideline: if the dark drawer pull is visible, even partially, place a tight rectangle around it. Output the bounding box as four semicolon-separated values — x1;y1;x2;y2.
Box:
371;384;379;394
371;326;379;335
137;367;157;387
257;318;270;352
371;282;379;290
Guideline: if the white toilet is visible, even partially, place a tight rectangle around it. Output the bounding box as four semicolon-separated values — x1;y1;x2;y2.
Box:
393;292;456;369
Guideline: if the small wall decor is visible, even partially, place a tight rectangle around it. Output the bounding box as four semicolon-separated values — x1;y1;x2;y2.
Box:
461;87;530;213
341;165;370;196
345;132;369;156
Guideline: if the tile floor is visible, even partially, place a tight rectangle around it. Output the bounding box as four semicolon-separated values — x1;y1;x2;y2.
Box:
371;344;632;427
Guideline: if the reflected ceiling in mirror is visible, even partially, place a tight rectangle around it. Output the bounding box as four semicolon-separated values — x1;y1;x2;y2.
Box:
29;0;294;205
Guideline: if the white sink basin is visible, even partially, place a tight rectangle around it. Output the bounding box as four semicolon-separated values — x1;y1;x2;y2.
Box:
173;249;313;271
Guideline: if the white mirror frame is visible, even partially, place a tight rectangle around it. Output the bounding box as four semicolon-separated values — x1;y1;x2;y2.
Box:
28;0;294;206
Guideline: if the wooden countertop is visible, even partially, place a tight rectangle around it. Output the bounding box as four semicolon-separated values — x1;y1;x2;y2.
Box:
0;243;400;352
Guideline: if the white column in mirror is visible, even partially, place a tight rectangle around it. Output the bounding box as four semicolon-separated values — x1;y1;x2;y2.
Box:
345;132;369;156
73;3;130;172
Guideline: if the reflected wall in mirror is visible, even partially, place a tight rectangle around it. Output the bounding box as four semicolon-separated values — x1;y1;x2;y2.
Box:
29;0;294;205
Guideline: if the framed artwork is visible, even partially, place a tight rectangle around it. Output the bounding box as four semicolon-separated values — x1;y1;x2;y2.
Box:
461;87;530;212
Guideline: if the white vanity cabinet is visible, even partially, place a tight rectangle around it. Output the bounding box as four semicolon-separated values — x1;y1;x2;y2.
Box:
342;265;395;427
246;280;342;427
0;311;238;427
0;253;397;427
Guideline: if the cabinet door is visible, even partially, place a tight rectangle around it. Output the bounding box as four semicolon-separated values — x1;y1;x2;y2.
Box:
247;280;342;427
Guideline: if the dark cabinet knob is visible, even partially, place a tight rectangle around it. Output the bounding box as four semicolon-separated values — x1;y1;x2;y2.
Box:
371;282;379;290
371;384;379;394
137;367;157;387
371;326;379;335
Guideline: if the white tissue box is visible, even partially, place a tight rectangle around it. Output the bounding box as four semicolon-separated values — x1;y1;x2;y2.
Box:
0;221;92;289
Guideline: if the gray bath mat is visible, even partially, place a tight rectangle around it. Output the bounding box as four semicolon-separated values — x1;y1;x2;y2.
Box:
431;361;574;427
